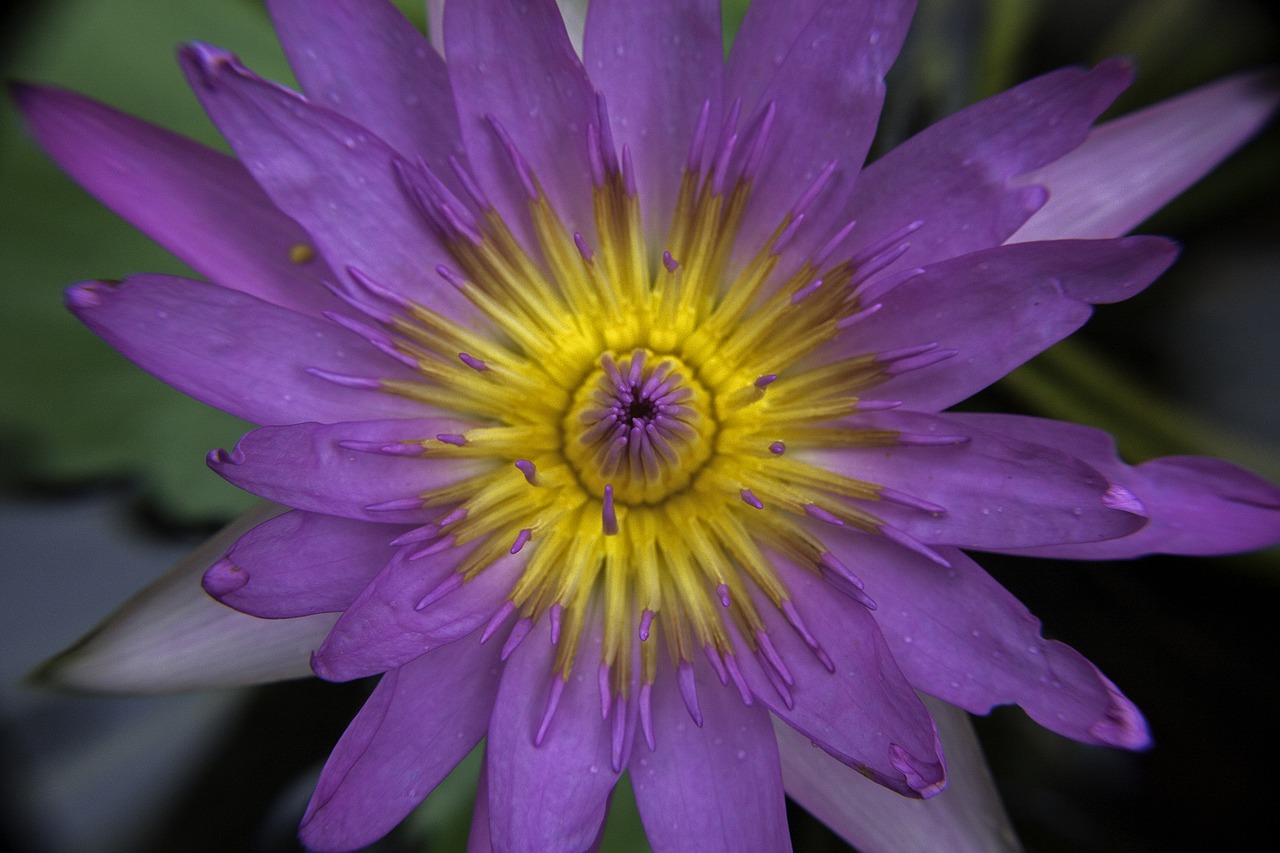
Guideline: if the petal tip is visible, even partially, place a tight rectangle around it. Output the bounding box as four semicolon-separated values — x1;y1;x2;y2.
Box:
1088;669;1152;750
202;557;249;598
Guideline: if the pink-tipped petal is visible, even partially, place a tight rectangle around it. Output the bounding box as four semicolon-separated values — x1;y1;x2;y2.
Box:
777;696;1020;853
631;660;791;853
300;634;502;851
31;504;334;693
1011;71;1280;242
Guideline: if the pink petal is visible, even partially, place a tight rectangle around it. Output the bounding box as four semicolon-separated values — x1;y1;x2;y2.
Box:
1011;72;1280;242
299;635;503;851
267;0;465;168
205;510;408;618
32;504;334;692
11;84;341;318
631;659;791;853
803;410;1145;549
955;414;1280;559
208;419;486;524
583;0;723;243
823;530;1150;749
486;617;623;852
777;696;1020;853
67;274;425;426
313;539;526;681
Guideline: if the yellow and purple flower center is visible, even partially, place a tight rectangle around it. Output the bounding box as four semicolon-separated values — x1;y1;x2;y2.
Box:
329;108;949;750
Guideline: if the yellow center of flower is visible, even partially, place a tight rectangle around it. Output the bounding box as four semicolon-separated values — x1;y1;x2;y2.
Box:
364;121;931;710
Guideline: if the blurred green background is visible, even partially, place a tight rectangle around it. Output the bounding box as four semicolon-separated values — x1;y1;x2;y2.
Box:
1;1;1277;851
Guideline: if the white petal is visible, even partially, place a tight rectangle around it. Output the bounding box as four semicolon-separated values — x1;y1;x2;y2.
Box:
1009;72;1279;242
33;503;336;693
777;695;1021;853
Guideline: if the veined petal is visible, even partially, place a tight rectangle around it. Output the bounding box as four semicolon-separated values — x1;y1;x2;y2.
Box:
817;237;1177;410
11;84;341;318
445;0;599;241
208;419;487;524
31;504;334;693
299;634;502;852
824;532;1151;749
313;540;527;681
1011;71;1280;242
206;510;408;618
584;0;723;243
736;557;945;797
777;696;1020;853
846;60;1132;277
268;0;464;170
67;274;425;426
631;660;791;853
177;43;479;324
487;618;624;853
731;0;914;262
804;410;1145;549
955;414;1280;559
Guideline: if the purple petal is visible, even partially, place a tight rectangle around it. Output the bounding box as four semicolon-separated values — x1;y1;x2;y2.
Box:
299;635;502;851
631;660;791;853
208;419;486;524
11;84;340;317
1011;71;1280;242
728;0;914;262
177;43;477;322
207;510;407;618
583;0;723;243
955;414;1280;559
777;696;1020;853
847;60;1132;276
267;0;465;168
735;557;945;797
313;540;526;681
31;504;335;692
466;750;495;853
445;0;599;241
486;617;623;852
67;274;426;426
823;529;1151;749
803;410;1145;549
814;237;1177;410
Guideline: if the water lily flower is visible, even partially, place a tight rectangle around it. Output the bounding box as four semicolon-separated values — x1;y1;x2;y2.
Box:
17;0;1280;851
